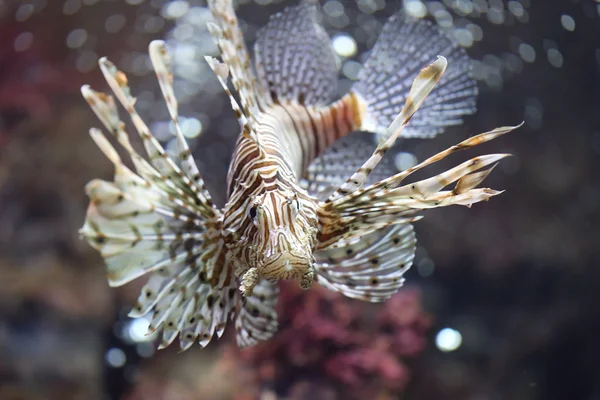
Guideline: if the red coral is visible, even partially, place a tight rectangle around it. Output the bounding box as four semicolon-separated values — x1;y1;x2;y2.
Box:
236;283;432;398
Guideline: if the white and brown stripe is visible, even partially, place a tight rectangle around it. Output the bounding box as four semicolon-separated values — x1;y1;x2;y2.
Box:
220;91;367;295
79;0;516;352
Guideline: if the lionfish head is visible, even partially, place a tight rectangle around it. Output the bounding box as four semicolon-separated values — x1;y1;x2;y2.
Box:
225;188;318;296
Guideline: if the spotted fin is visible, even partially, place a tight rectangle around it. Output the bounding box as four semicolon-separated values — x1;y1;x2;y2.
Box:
87;57;217;218
148;40;211;197
79;49;250;351
254;3;338;106
348;11;478;138
80;126;238;350
79;99;215;286
315;224;415;302
317;124;520;249
81;168;203;286
235;280;279;348
204;55;261;143
328;56;448;203
301;133;399;201
160;274;237;351
207;0;265;120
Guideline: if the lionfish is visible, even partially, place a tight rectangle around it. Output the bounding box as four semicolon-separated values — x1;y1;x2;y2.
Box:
80;0;518;350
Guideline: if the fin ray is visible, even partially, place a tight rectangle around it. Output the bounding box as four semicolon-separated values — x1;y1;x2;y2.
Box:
318;125;520;248
148;40;213;206
301;133;399;200
327;56;448;203
235;280;279;348
254;4;338;106
351;12;478;137
207;0;265;119
315;224;416;302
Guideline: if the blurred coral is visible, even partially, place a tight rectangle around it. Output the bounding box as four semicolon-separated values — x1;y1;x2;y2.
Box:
233;283;431;399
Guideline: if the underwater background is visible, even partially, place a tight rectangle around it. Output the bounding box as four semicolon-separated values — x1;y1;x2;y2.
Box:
0;0;599;399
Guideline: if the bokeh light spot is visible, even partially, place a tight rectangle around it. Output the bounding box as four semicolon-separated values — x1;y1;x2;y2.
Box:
560;14;575;32
436;328;463;352
332;33;357;57
66;28;88;49
105;348;127;368
14;32;34;52
394;152;418;171
126;317;152;343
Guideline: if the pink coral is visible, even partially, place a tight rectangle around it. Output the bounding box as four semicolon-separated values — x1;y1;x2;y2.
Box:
236;283;431;398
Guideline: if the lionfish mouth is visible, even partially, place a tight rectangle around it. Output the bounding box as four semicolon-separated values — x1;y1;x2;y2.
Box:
260;251;312;281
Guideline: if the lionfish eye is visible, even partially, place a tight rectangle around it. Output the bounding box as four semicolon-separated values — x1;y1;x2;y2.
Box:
248;206;258;220
287;197;300;214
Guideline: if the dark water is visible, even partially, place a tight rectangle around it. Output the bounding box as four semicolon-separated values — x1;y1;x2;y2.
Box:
0;0;599;399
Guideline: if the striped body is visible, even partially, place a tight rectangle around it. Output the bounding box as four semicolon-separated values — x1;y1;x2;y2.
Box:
79;0;516;351
223;95;363;294
227;93;364;186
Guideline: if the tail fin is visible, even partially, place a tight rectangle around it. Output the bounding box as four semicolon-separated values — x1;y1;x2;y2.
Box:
327;56;447;203
253;3;338;107
349;12;477;138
